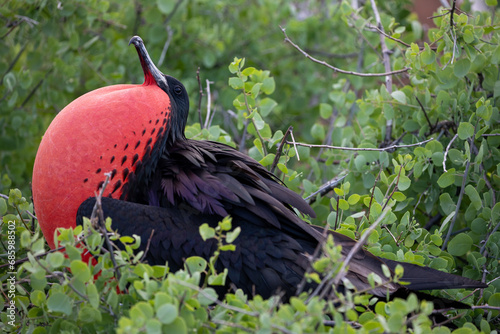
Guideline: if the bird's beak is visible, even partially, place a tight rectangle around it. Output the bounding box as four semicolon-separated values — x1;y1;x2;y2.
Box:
129;36;169;90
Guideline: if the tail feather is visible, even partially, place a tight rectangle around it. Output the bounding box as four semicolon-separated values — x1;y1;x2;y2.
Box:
383;259;487;290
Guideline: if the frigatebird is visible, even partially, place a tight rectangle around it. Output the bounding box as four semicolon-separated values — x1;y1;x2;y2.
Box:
32;36;486;306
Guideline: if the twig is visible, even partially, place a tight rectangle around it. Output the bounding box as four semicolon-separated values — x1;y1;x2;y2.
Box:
470;304;500;311
450;0;457;28
204;79;214;129
369;0;394;143
306;173;348;203
289;129;300;161
1;44;27;85
280;26;409;77
286;137;433;152
414;96;433;130
90;172;121;280
333;207;390;285
443;133;458;173
211;319;253;333
171;278;260;317
157;26;174;67
482;133;500;137
366;168;382;219
270;126;292;174
442;133;475;250
140;229;155;263
21;68;53;107
480;221;500;255
307;206;390;301
365;23;411;47
196;67;203;127
163;0;184;25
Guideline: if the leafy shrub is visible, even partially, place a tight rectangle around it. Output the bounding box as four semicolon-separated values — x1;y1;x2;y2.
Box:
1;0;500;332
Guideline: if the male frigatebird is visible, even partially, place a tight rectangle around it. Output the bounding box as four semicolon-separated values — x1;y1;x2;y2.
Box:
32;36;486;306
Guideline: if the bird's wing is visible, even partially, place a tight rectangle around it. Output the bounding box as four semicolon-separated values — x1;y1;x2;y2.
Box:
76;197;316;299
151;139;321;242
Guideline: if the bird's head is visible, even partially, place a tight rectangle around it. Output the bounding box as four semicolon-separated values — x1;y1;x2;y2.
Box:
129;35;189;143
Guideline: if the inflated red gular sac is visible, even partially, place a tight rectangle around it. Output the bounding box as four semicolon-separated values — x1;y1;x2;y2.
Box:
32;36;487;308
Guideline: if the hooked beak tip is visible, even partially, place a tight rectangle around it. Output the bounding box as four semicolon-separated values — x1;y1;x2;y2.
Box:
128;35;143;47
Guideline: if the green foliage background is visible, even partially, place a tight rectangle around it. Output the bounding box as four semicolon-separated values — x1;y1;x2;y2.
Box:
1;0;500;332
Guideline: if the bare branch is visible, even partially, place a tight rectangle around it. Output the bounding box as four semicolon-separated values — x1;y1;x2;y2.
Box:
369;0;394;142
204;79;214;129
442;130;476;250
90;172;121;280
280;26;409;77
443;133;458;173
414;96;433;130
365;23;411;47
306;173;348;203
270;126;292;174
333;206;390;285
196;67;203;127
286;137;433;152
289;129;300;161
157;26;174;67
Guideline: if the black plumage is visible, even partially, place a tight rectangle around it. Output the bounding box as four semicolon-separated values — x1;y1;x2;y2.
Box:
76;36;486;307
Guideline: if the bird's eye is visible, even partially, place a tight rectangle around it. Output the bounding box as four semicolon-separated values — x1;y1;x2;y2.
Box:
174;86;182;95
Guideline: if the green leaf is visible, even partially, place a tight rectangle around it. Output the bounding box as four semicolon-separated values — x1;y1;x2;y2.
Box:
492;202;500;223
421;44;436;65
199;224;215;241
185;257;207;274
392;192;406;201
458;122;475;140
0;198;7;215
157;303;178;324
70;260;91;282
226;226;241;243
465;185;482;210
228;77;244;90
448;233;473;256
198;288;218;305
47;252;65;269
397;175;411;191
439;193;456;215
319;103;332;119
241;67;256;76
259;98;277;117
250;82;262;98
86;283;99;309
78;305;102;323
311;123;325;141
261;77;275;94
163;317;187;334
156;0;176;14
437;169;456;188
348;194;360;205
453;58;471;78
47;292;73;315
391;91;407;104
30;290;46;307
338;199;349;210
